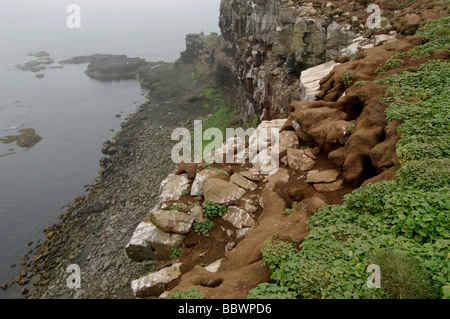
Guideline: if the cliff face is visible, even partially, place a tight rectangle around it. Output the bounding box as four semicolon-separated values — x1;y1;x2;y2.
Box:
217;0;359;121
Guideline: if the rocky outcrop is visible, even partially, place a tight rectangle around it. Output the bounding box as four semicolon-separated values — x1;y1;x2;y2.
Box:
1;128;42;149
60;54;151;80
216;0;363;121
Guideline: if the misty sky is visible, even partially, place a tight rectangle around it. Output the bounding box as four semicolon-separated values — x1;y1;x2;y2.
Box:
0;0;222;61
0;0;221;35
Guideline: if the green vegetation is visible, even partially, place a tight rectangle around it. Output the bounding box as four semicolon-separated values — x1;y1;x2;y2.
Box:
347;124;356;133
196;87;238;153
385;57;403;69
193;219;215;237
393;17;450;60
283;208;295;215
169;287;205;299
371;249;438;299
202;200;227;219
203;34;221;49
170;203;185;212
245;114;260;129
202;162;229;175
248;19;450;299
340;72;353;88
193;201;228;237
170;246;183;260
375;67;386;75
377;59;450;162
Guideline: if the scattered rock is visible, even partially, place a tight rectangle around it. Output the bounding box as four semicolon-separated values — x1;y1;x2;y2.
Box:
1;128;42;148
188;205;204;223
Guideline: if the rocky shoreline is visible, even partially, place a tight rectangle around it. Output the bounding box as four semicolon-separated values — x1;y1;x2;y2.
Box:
11;99;200;298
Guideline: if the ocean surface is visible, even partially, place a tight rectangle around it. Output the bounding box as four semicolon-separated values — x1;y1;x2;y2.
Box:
0;0;221;298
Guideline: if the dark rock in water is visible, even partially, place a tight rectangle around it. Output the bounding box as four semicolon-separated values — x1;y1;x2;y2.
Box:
28;51;50;58
35;74;45;79
17;61;47;73
60;54;152;81
1;128;42;148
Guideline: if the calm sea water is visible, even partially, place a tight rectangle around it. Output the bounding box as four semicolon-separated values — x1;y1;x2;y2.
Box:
0;0;221;297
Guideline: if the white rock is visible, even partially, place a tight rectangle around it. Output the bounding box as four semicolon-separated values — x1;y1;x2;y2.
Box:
236;228;253;239
126;221;185;261
131;263;182;298
191;169;224;196
300;60;339;101
203;178;246;205
287;148;316;172
223;206;256;229
149;209;195;235
159;174;189;202
205;259;222;273
230;173;257;191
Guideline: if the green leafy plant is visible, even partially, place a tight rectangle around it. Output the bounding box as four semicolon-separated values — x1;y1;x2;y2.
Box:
385;57;403;70
170;203;185;212
202;200;227;219
355;81;368;87
170;246;183;260
347;124;356;132
247;283;297;299
169;287;205;299
375;67;386;75
283;208;295;215
341;72;353;88
193;219;215;237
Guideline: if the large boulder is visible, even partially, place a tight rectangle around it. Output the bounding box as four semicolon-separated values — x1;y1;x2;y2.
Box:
126;220;185;261
203;178;246;205
131;263;182;298
159;174;190;202
149;210;195;235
